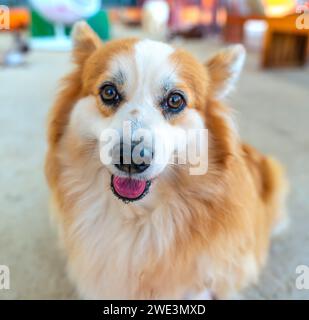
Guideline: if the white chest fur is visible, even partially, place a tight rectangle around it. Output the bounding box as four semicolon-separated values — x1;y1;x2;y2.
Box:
56;159;192;299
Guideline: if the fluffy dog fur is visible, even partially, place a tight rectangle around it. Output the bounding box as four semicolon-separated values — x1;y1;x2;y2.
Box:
45;22;288;299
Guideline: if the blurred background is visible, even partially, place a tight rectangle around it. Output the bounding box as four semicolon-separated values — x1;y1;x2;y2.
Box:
0;0;308;299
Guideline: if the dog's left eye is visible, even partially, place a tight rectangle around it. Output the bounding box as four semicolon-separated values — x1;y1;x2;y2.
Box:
99;83;121;106
164;92;186;113
168;93;184;109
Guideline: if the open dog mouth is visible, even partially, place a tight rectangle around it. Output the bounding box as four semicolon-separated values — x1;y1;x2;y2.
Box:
111;175;151;203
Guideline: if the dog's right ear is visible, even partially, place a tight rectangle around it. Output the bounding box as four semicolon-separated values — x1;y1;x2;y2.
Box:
206;45;246;99
71;21;102;65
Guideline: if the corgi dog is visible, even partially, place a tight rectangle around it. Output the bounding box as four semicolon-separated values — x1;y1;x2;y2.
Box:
45;22;288;299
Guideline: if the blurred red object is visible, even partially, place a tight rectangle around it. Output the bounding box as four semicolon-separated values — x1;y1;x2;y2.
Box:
169;0;227;35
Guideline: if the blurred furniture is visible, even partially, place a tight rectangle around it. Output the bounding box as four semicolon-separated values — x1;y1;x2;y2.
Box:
223;0;296;43
224;14;265;42
262;14;309;68
224;1;309;69
29;0;103;50
30;10;110;41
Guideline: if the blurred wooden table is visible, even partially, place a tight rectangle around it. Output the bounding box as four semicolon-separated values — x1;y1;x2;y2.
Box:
262;14;309;68
224;13;309;68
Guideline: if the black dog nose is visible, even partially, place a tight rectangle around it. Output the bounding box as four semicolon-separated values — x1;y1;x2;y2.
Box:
114;141;153;174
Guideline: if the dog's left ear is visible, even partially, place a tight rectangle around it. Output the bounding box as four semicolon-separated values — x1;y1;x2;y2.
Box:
71;21;102;65
206;45;246;99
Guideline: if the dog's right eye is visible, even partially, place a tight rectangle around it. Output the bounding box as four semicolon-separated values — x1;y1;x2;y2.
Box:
99;83;121;106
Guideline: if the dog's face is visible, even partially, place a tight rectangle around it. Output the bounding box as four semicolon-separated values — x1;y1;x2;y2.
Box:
68;22;245;203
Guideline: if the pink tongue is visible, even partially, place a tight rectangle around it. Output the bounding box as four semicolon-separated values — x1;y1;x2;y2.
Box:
112;176;147;199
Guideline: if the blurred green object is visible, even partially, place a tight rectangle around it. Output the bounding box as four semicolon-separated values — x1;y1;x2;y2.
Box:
30;9;110;40
87;10;110;41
